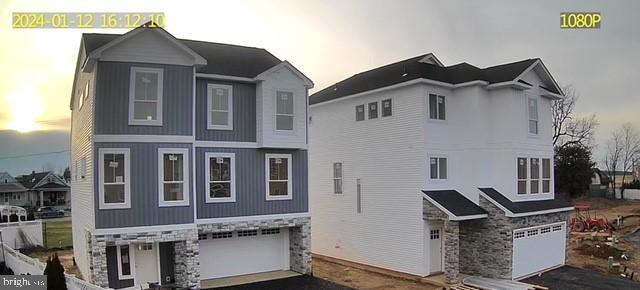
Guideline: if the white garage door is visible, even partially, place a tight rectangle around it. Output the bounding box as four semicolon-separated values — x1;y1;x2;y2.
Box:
199;228;289;280
512;222;566;279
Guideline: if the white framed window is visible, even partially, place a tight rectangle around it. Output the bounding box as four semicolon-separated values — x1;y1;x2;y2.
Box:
528;97;538;135
275;91;294;131
265;153;292;200
517;158;528;194
207;84;233;130
429;157;447;180
355;104;365;121
517;157;552;194
98;148;131;209
333;162;343;194
80;157;87;179
381;99;392;117
116;245;134;280
205;152;236;203
429;94;446;120
128;67;163;126
158;148;190;207
368;102;378;119
530;158;540;194
542;158;551;193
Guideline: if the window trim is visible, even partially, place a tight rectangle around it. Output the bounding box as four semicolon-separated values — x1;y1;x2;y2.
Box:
428;155;448;181
128;67;164;126
265;153;293;201
98;148;131;209
207;83;233;130
205;152;236;203
381;98;392;117
516;156;553;195
368;101;378;119
274;89;295;132
428;94;446;121
157;148;190;207
527;95;539;136
333;162;343;194
355;104;365;121
116;245;134;280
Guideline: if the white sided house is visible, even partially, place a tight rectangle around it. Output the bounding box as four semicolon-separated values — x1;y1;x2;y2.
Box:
309;54;574;283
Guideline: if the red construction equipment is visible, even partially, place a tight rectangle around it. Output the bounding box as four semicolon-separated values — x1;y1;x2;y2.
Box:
571;205;612;232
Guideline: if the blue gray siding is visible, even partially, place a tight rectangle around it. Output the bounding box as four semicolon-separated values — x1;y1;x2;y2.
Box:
196;148;308;218
106;246;134;289
94;143;194;228
195;79;256;142
94;61;193;135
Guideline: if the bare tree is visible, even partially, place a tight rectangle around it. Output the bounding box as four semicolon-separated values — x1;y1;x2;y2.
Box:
619;123;640;198
604;129;623;196
552;85;598;149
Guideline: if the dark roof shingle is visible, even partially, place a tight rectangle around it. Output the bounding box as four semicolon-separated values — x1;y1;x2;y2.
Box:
479;187;573;215
423;190;487;219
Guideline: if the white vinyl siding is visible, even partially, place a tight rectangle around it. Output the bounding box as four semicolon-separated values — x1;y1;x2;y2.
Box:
207;84;233;130
128;67;163;126
205;152;236;203
265;154;292;200
158;148;190;207
275;91;294;131
98;148;131;209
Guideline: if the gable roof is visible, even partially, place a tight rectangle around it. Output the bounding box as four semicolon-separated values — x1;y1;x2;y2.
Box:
478;187;573;217
16;171;68;190
309;55;560;105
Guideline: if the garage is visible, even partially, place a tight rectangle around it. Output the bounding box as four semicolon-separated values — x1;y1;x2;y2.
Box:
512;222;566;279
199;228;290;279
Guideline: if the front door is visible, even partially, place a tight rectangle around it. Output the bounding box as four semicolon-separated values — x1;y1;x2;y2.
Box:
135;243;159;285
429;228;443;273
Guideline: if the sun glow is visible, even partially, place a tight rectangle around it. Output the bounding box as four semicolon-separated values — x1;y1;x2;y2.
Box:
4;86;44;133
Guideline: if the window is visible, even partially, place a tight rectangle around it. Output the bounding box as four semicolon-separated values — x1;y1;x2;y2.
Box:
117;245;133;280
368;102;378;119
198;233;208;240
80;157;87;179
528;97;538;134
527;229;539;236
276;91;294;130
129;67;163;125
140;243;153;251
429;94;446;120
356;178;362;213
238;230;258;237
212;232;233;239
261;228;280;235
333;162;343;194
540;227;551;234
517;158;527;194
205;152;236;203
78;84;85;110
552;224;563;231
207;84;233;130
158;148;189;206
530;158;540;194
99;148;130;209
265;154;292;200
514;231;526;239
542;158;551;193
382;99;392;117
430;229;440;240
83;81;90;108
355;105;365;121
429;157;447;180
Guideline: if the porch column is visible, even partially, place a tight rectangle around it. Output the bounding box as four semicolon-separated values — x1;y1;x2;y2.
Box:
444;220;460;284
39;190;43;206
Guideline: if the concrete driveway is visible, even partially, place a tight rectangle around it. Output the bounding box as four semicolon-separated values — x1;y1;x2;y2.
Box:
523;266;639;290
209;275;353;290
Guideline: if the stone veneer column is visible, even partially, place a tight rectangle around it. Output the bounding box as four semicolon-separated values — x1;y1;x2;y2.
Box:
174;233;200;288
289;220;312;274
444;220;460;284
89;235;109;287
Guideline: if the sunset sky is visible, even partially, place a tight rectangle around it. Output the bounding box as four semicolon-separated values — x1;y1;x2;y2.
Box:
0;0;639;175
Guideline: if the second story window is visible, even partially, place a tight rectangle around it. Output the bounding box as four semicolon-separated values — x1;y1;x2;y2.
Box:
158;148;189;206
382;99;392;117
129;67;163;126
266;154;292;200
276;91;294;131
528;97;538;135
207;84;233;130
542;158;551;193
517;157;551;194
368;102;378;119
429;94;446;120
429;157;447;180
333;162;343;194
530;158;540;193
355;105;365;121
517;158;527;194
99;148;130;209
205;152;236;203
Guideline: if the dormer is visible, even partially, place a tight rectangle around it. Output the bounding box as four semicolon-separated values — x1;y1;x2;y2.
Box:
255;61;313;149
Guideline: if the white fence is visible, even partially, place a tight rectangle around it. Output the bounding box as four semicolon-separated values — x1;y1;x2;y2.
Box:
0;220;44;249
615;189;640;200
0;243;109;290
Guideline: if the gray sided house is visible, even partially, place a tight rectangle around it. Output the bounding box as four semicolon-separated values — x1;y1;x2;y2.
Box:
70;26;313;289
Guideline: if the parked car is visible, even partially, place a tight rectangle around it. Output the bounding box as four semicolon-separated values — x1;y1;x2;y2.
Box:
35;207;64;219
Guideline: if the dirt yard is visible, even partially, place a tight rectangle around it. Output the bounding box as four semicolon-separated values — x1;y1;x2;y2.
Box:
23;247;83;279
313;258;439;290
568;196;640;282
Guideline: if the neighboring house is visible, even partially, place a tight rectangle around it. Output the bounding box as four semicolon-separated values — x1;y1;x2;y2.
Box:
308;54;574;283
70;25;312;289
0;172;28;209
589;168;610;197
16;171;71;211
606;170;635;188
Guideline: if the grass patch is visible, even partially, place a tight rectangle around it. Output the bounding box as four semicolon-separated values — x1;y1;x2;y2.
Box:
44;220;72;249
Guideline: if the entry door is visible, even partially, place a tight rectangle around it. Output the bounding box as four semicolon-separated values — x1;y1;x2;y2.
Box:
135;243;159;285
429;228;443;273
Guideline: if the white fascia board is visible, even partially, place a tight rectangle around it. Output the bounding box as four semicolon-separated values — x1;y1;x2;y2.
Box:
515;59;563;96
196;73;255;83
93;223;196;235
540;87;563;100
254;61;314;88
195;212;310;224
194;141;259;148
486;81;532;91
422;194;487;221
478;191;574;218
94;135;194;143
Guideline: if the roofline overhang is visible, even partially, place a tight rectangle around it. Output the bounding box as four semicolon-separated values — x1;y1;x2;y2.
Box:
254;61;314;89
514;59;564;96
486;80;532;91
540;86;563;100
422;193;488;221
478;191;574;218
